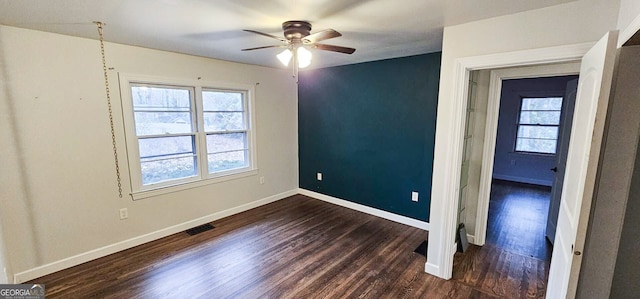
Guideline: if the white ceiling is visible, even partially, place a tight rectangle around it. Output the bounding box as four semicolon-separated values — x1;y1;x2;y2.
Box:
0;0;575;69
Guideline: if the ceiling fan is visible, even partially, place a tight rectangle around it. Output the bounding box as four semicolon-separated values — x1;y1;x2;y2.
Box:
242;21;356;78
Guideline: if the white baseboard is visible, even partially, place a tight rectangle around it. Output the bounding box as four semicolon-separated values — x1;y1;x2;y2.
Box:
466;234;476;245
492;174;552;187
297;189;429;231
425;261;441;277
424;242;456;280
14;189;298;283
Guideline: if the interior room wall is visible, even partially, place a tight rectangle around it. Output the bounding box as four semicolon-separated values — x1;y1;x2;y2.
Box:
617;0;640;36
458;70;490;238
297;53;441;222
610;136;640;297
492;76;578;186
0;25;299;280
577;45;640;298
428;0;620;277
0;216;8;283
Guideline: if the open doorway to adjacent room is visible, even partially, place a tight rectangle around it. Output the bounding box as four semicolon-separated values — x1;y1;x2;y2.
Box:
451;63;579;297
486;74;578;261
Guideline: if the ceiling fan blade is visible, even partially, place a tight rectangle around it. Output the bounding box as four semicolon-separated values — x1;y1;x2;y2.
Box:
303;29;342;44
241;45;286;51
243;29;286;42
315;44;356;54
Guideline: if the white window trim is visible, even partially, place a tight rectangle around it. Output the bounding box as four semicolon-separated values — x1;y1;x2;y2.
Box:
118;73;258;200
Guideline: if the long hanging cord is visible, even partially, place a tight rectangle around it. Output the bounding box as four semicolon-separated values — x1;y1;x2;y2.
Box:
95;21;123;198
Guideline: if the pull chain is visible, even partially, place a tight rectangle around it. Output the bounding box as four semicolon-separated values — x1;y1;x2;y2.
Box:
95;21;123;198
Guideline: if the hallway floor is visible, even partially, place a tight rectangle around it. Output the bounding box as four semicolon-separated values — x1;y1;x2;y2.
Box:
452;179;552;298
486;179;552;260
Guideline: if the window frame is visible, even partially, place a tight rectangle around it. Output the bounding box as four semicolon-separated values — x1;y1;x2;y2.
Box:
201;88;252;177
119;74;258;200
514;96;563;155
130;83;200;187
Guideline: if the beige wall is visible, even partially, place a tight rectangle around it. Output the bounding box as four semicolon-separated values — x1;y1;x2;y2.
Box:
576;44;640;299
0;215;7;283
427;0;620;277
0;25;298;279
461;70;490;237
618;0;640;34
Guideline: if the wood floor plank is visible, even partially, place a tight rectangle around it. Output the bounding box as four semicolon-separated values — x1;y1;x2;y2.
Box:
486;180;552;260
30;194;549;298
452;180;552;299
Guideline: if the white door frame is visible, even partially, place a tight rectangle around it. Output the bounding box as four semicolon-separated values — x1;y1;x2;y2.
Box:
619;12;640;48
426;42;594;279
473;62;581;246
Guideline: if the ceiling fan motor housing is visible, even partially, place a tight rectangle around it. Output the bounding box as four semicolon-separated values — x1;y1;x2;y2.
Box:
282;21;312;40
242;21;355;55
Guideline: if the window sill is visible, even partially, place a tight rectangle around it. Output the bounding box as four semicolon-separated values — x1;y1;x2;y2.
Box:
512;151;556;157
130;169;258;200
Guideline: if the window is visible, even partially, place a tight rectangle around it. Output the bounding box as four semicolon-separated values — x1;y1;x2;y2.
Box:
131;84;198;186
120;75;256;198
515;97;563;154
202;90;250;173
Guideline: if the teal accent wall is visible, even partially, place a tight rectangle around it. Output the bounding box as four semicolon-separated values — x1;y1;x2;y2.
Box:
298;53;441;222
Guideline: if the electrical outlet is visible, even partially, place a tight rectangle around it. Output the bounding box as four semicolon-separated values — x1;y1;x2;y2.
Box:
317;172;323;181
119;208;128;220
259;176;265;184
411;192;419;202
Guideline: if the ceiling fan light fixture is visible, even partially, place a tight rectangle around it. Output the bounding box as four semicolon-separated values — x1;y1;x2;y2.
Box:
243;20;355;81
277;49;293;66
297;47;312;68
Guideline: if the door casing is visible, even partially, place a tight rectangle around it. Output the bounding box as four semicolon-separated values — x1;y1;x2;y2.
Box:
426;42;594;279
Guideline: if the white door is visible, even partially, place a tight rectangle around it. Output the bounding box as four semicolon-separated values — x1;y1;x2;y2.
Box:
546;78;578;245
546;31;618;299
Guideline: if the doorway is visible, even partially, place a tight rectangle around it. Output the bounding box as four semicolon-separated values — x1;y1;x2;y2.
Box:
452;68;579;297
487;75;579;259
469;63;581;247
429;32;619;299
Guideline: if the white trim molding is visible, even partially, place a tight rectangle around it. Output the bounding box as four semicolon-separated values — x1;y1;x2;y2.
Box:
465;234;475;245
456;43;593;70
427;42;592;280
491;175;552;187
298;189;429;231
619;12;640;48
14;189;298;283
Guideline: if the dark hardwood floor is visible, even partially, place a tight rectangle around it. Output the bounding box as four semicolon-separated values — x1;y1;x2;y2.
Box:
450;179;553;299
487;180;553;261
30;194;547;298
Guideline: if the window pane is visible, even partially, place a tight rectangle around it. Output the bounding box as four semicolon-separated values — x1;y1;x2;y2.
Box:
521;97;562;111
134;112;193;135
518;125;558;139
519;111;561;125
203;112;245;131
516;138;557;154
208;150;248;173
203;90;243;111
206;133;247;154
141;156;197;185
131;86;191;111
138;136;195;159
516;97;563;154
